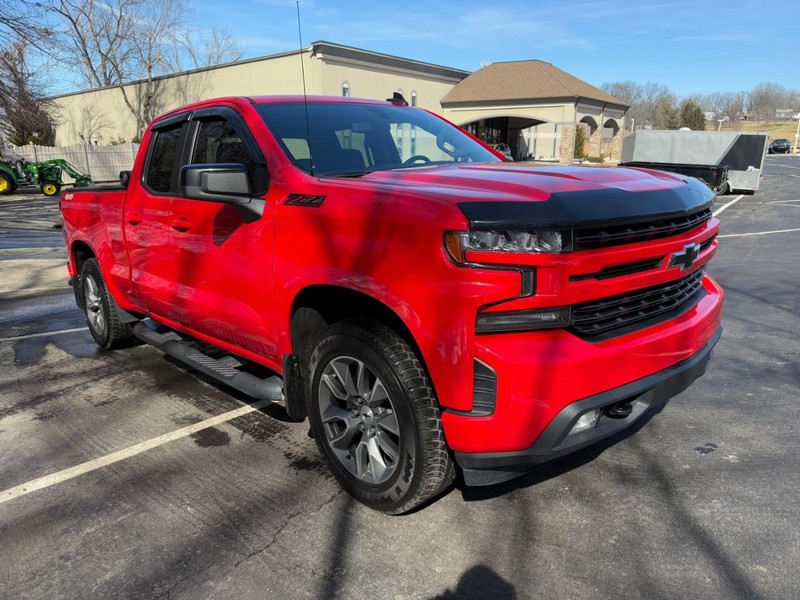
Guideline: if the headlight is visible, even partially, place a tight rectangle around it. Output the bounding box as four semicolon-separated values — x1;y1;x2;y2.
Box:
445;230;562;263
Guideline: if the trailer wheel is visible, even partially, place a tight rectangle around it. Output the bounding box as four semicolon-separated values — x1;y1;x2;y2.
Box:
0;172;14;195
41;181;61;196
80;258;138;350
307;319;455;514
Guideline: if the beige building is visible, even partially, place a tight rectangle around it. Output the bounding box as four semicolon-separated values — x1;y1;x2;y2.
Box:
50;41;627;163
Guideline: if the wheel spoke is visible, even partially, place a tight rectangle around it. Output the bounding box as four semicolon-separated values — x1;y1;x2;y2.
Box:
365;437;389;481
353;439;370;478
368;378;388;407
353;437;389;481
331;358;359;397
321;373;348;400
356;360;371;397
376;411;399;436
321;404;360;450
375;430;399;463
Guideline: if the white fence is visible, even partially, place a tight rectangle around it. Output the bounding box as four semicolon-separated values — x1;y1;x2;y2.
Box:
10;143;140;184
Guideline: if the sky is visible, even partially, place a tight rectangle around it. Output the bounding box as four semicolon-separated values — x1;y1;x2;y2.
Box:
185;0;798;98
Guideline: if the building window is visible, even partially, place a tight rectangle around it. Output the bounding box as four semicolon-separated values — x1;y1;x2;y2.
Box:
342;82;350;97
411;91;417;107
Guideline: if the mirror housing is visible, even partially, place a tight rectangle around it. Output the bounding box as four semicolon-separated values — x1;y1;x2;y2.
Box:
179;163;265;218
119;170;131;188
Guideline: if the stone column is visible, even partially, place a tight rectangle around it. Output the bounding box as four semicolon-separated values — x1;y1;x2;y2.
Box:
558;123;576;164
588;125;602;158
608;123;623;163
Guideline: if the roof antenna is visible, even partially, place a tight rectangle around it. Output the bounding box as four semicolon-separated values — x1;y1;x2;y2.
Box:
296;1;314;175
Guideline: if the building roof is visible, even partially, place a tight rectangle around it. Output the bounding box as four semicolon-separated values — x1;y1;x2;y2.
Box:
441;60;628;107
311;41;469;82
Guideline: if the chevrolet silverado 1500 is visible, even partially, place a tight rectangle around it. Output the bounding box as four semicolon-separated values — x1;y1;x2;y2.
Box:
60;95;723;513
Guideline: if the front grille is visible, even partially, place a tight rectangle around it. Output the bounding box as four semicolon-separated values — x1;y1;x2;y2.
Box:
570;257;665;282
571;268;706;338
573;208;712;251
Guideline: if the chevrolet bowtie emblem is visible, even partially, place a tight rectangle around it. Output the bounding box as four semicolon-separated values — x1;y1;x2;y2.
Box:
669;243;701;271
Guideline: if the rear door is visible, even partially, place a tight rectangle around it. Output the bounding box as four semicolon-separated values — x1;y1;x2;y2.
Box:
168;107;279;362
126;114;189;319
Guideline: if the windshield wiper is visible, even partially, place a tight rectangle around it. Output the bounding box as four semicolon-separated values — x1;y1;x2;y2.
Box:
322;167;382;178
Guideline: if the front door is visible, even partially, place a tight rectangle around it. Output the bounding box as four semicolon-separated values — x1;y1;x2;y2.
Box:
168;109;279;363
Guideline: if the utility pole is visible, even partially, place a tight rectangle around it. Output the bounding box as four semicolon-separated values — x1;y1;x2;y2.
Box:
794;115;800;154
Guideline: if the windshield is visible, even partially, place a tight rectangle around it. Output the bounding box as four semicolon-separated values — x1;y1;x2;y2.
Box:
256;101;500;177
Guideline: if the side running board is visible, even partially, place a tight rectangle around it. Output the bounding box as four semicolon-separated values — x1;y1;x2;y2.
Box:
134;322;283;403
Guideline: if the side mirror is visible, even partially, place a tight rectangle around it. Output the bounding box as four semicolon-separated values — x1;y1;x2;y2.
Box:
179;163;265;218
179;163;250;201
119;170;131;188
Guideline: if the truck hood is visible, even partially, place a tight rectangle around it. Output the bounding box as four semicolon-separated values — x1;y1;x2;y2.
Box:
362;163;716;229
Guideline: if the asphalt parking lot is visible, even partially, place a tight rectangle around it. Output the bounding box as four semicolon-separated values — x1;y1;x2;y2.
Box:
1;157;799;599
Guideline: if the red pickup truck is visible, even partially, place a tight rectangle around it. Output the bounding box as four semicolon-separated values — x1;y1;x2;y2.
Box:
60;95;723;513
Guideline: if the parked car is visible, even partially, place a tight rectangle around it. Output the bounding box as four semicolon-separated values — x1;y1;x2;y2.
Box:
491;143;513;160
768;139;792;154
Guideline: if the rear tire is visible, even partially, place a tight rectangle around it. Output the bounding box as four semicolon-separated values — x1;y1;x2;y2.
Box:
80;258;138;349
0;172;15;195
306;319;454;514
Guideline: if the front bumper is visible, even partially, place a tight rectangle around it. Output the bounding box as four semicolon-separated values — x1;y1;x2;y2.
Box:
455;327;721;486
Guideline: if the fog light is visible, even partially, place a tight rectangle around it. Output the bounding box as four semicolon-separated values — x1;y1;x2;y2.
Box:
568;409;600;436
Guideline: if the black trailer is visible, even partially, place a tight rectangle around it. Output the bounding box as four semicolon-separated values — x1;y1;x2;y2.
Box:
621;130;768;194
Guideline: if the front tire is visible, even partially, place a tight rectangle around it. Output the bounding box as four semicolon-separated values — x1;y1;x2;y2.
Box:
41;181;61;196
307;319;455;514
80;258;138;349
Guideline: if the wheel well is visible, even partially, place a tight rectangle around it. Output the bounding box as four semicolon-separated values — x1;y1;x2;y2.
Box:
71;241;95;275
70;242;96;309
290;285;421;362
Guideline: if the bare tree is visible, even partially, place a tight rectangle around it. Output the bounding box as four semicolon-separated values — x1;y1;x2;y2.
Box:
52;0;185;137
748;83;790;122
602;81;679;130
51;0;242;138
1;1;55;141
78;99;111;143
717;92;748;129
168;26;242;104
0;40;57;146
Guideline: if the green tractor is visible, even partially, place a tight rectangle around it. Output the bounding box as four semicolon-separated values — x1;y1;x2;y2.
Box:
0;156;93;196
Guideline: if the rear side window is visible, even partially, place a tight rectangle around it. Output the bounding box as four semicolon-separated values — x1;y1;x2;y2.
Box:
145;124;183;193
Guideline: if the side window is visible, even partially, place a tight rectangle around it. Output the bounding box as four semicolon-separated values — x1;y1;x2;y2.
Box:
191;117;265;192
145;124;183;193
192;118;256;171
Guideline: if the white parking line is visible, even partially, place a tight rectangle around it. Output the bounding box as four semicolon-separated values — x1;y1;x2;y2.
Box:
768;199;800;204
713;194;744;217
0;398;272;505
0;327;86;343
719;228;800;238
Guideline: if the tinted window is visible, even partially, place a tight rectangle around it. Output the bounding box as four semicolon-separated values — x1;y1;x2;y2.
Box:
145;125;183;193
256;102;499;176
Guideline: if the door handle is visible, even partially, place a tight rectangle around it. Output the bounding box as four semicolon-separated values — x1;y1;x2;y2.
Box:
127;212;143;226
171;216;192;232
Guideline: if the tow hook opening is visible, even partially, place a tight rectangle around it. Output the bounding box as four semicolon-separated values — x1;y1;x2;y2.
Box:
604;400;634;419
